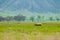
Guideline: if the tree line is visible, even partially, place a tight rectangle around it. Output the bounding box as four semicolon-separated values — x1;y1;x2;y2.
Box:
0;15;60;22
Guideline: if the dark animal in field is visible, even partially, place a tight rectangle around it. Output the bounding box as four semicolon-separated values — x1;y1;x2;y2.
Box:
35;23;42;26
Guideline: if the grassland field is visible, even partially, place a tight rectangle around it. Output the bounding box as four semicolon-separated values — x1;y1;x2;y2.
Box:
0;22;60;40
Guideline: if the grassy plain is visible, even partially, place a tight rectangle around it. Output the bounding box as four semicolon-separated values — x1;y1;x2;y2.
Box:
0;22;60;40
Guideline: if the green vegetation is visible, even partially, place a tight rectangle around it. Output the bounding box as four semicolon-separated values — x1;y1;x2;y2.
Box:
0;22;60;40
0;22;60;33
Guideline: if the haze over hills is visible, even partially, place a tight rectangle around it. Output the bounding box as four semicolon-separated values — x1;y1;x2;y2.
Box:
0;0;60;16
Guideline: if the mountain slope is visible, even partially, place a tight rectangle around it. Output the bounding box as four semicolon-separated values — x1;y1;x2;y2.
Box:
0;0;60;13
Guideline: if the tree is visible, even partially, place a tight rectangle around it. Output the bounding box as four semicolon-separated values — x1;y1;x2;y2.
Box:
56;18;60;21
0;16;4;22
49;17;53;21
22;16;26;21
5;16;13;21
42;16;45;21
30;16;34;22
14;15;26;21
37;15;41;22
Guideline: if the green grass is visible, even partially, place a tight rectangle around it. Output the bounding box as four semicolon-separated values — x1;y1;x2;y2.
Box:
0;22;60;40
0;22;60;33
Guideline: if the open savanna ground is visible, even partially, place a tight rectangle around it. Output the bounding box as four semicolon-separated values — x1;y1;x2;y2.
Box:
0;22;60;40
